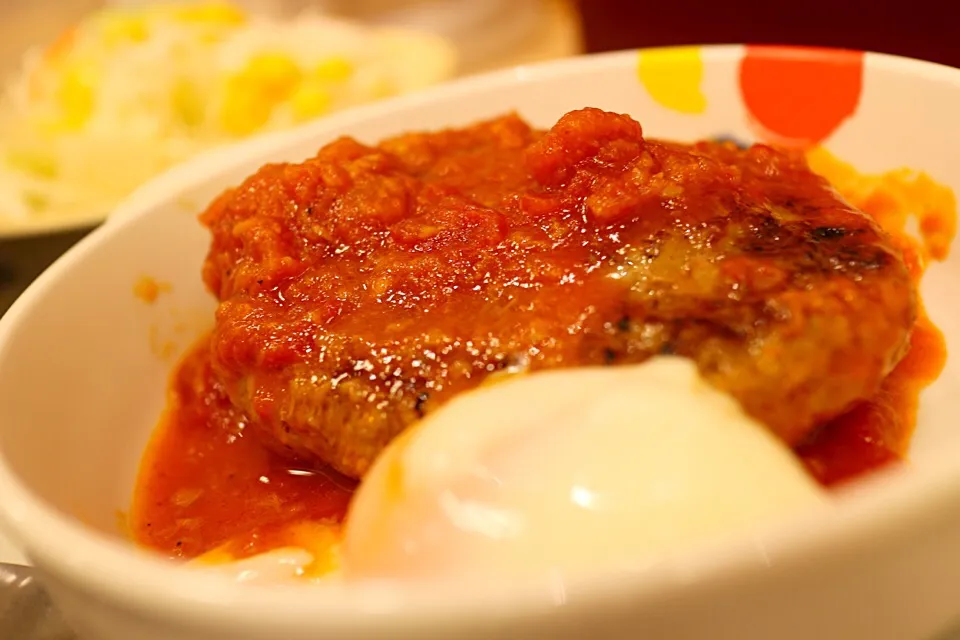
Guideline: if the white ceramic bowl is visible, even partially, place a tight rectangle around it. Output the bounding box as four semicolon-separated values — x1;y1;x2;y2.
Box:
0;46;959;640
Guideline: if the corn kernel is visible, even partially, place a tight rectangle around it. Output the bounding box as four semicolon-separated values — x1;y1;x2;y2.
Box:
219;51;306;135
168;2;247;26
219;77;272;136
290;82;332;122
244;52;303;98
312;57;353;83
100;12;149;46
56;64;97;130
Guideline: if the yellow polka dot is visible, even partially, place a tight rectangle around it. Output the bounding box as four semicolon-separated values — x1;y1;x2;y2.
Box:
638;47;707;115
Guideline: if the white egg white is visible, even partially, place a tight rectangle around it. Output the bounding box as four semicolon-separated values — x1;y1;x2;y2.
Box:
341;356;829;582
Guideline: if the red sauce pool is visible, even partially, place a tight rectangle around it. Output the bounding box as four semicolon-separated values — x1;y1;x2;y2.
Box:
130;344;355;559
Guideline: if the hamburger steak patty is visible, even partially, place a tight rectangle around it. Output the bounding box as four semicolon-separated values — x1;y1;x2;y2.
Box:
201;108;916;479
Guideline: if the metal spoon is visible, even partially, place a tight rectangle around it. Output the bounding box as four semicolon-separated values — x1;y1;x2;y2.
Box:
0;563;76;639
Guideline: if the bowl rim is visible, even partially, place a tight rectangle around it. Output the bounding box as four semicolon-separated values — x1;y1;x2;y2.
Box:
1;44;960;632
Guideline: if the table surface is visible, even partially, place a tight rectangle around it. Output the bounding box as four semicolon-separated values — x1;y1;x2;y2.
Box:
0;229;92;317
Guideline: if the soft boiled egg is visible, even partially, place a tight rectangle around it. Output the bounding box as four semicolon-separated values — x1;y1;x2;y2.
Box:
341;356;829;583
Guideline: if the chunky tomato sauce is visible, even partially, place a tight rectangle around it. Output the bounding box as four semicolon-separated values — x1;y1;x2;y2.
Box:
129;112;954;560
199;111;917;478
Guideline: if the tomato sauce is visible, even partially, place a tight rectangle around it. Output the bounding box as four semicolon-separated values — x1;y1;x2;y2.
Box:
130;341;355;559
129;115;955;560
797;311;946;486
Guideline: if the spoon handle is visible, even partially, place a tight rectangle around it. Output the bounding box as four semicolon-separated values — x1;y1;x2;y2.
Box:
0;564;76;639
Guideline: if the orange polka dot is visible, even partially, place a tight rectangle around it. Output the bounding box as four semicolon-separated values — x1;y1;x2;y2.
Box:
739;46;864;148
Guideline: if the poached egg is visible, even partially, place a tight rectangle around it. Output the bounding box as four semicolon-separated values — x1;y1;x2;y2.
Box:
340;356;829;582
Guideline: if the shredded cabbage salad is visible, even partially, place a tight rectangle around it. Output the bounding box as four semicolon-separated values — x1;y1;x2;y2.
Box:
0;1;457;228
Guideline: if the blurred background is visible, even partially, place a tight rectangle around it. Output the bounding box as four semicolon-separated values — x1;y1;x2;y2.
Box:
0;0;954;314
